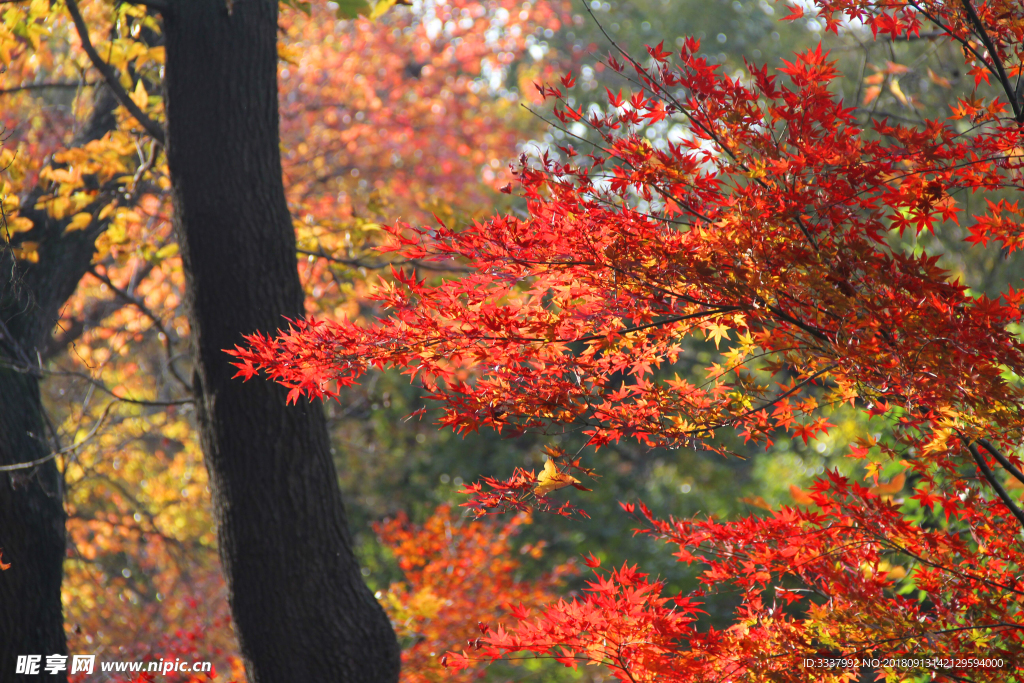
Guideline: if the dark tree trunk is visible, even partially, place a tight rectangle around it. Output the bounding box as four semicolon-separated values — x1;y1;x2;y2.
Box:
162;1;400;681
0;85;120;683
0;370;67;682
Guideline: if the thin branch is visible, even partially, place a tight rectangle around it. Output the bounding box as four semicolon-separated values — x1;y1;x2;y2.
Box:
296;247;474;274
45;365;192;407
128;0;168;10
0;81;96;95
87;265;192;391
0;401;116;472
966;441;1024;530
958;0;1021;121
64;0;166;145
977;438;1024;487
0;451;62;472
882;536;1024;597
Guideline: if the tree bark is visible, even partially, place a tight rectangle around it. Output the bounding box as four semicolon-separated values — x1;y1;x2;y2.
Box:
162;1;400;681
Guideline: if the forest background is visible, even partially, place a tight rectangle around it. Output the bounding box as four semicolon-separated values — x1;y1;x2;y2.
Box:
1;0;1021;680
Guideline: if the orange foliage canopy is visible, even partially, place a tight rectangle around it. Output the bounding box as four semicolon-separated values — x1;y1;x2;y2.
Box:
375;505;574;682
234;0;1024;679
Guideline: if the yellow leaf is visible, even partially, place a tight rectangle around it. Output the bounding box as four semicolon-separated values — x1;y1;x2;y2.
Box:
12;241;39;263
889;78;909;107
131;79;148;110
886;565;907;580
705;321;730;349
6;216;35;236
66;212;93;232
47;196;71;220
534;458;580;496
98;202;117;220
154;243;178;260
370;0;398;19
277;42;301;65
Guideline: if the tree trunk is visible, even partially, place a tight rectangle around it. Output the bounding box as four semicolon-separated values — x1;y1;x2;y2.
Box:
162;1;400;681
0;370;67;682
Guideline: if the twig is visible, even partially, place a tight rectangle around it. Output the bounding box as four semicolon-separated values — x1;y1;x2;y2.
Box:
0;401;116;472
0;81;96;95
297;247;474;274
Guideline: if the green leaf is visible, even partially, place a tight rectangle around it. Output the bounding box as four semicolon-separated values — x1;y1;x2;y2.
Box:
333;0;371;18
280;0;312;15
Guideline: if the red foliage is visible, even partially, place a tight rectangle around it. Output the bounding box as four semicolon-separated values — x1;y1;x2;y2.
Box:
233;0;1024;679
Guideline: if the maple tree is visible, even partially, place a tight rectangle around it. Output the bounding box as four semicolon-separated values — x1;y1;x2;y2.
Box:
235;0;1024;679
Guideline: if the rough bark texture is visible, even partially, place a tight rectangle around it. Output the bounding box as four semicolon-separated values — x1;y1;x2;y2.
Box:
162;1;401;681
0;85;120;683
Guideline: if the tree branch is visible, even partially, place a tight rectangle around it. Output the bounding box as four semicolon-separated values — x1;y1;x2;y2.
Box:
296;247;474;274
0;81;96;95
128;0;168;11
87;266;192;391
64;0;166;145
977;438;1024;487
958;0;1021;121
966;441;1024;530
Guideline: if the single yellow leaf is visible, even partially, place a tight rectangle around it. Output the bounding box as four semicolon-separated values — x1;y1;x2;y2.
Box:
98;202;117;220
889;78;909;107
369;0;398;19
66;212;93;232
131;79;148;110
705;321;730;349
6;216;35;236
534;458;579;496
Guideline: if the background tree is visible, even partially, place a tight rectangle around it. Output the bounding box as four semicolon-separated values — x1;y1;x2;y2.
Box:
1;0;567;678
